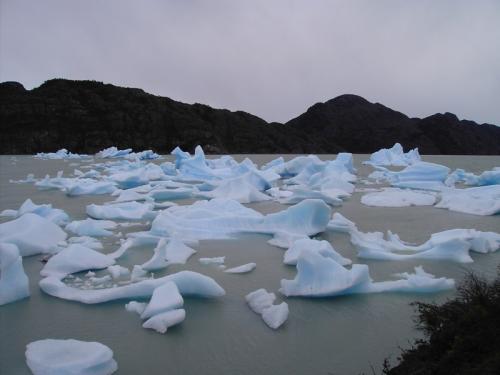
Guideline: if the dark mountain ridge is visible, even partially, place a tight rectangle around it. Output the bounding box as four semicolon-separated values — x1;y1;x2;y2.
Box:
1;79;499;154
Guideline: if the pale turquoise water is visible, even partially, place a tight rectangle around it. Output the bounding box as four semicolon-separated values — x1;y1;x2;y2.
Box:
0;155;499;375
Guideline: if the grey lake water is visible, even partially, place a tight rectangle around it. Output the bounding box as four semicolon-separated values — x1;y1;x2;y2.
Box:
1;154;499;375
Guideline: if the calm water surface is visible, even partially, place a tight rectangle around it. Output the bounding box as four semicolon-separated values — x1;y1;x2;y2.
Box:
0;154;499;375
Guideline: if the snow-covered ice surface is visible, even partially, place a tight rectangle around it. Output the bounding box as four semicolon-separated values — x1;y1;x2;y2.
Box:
361;188;436;207
1;153;499;375
25;339;117;375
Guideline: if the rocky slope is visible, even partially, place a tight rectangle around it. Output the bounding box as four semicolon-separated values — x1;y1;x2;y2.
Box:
1;79;499;154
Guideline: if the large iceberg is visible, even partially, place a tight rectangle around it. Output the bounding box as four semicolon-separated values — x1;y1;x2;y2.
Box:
0;213;67;256
280;250;454;297
0;199;70;226
40;271;225;303
149;198;331;241
0;243;30;305
364;143;421;166
26;339;117;375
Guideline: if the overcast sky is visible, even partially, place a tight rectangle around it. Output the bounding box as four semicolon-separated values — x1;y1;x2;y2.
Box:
1;0;499;125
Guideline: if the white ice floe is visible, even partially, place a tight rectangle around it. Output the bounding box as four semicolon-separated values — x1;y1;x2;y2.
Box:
65;180;117;196
35;148;88;159
199;257;225;265
67;236;103;250
96;146;132;158
142;309;186;334
0;213;67;256
149;198;331;241
40;271;225;303
26;339;117;375
107;265;130;279
280;250;454;297
0;199;69;226
65;218;117;237
267;232;309;249
360;188;436;207
364;143;421;166
87;201;156;221
141;238;196;271
245;288;288;329
387;162;450;183
224;263;256;274
125;301;147;315
283;238;352;266
40;244;115;279
279;188;345;206
261;302;289;329
0;243;30;305
435;185;500;216
140;281;184;319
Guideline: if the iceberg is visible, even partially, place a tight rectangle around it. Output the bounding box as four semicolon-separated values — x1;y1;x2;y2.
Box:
39;271;225;303
224;263;256;274
65;218;117;237
26;339;117;375
0;199;69;226
40;244;115;279
360;188;436;207
283;238;351;266
142;238;197;271
140;281;183;319
0;243;30;305
0;213;67;256
280;250;454;297
142;309;186;334
35;148;88;159
87;201;156;221
199;256;225;265
65;180;117;196
149;198;331;241
107;265;130;279
435;185;500;216
279;188;345;206
261;302;289;330
125;301;146;315
364;143;421;167
446;168;500;187
96;146;133;158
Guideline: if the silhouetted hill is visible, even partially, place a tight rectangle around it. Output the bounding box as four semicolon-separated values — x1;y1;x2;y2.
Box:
1;79;499;154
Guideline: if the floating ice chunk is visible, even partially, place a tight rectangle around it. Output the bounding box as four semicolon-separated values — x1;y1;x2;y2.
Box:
131;265;148;282
40;244;115;279
125;301;147;315
447;168;500;187
387;162;450;183
111;189;151;203
142;238;197;271
361;188;436;207
267;232;309;249
358;238;473;263
197;173;272;203
35;148;88;159
108;169;149;189
150;199;331;240
266;187;293;199
435;185;500;216
39;271;225;303
261;302;289;329
261;157;285;171
87;201;156;221
142;309;186;334
66;218;117;237
141;281;184;319
199;257;225;265
126;150;160;160
327;213;357;233
89;275;112;285
96;146;132;158
149;187;194;201
284;238;351;266
0;243;30;305
281;250;454;297
65;180;117;196
279;188;345;206
245;288;276;314
74;168;100;179
0;213;67;256
26;339;117;375
224;263;256;273
67;236;103;250
364;143;421;166
0;199;69;226
107;265;130;279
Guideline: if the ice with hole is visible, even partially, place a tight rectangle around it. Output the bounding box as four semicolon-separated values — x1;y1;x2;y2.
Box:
0;213;67;256
26;339;117;375
280;250;454;297
0;243;30;305
39;271;225;303
0;199;69;226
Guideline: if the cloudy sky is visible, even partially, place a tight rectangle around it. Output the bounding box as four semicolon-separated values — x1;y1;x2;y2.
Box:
1;0;499;124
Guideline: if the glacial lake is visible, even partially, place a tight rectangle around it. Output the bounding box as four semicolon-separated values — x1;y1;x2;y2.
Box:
1;154;499;375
